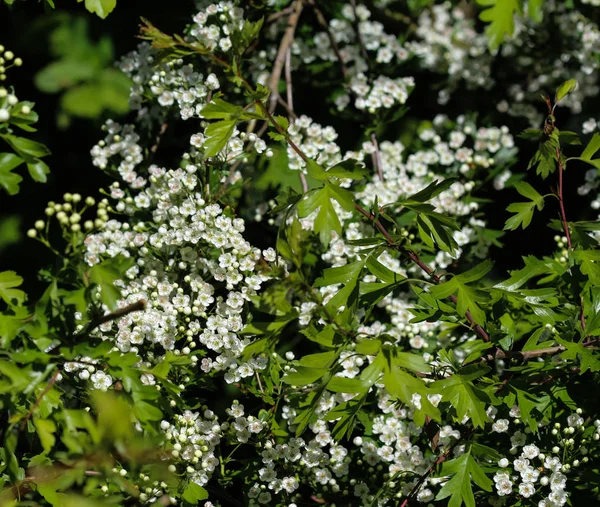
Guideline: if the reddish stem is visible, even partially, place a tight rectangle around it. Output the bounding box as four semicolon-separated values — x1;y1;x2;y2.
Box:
556;147;572;249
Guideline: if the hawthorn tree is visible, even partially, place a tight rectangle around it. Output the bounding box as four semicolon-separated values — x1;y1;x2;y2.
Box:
2;1;600;506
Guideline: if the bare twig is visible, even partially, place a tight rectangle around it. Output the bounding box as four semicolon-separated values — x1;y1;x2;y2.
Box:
350;0;370;67
470;338;599;365
283;39;307;193
370;132;384;181
285;47;294;113
308;0;349;79
266;5;295;24
85;300;147;334
267;0;304;113
150;122;168;153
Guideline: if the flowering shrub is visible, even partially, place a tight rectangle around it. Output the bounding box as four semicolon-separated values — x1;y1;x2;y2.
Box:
3;1;600;507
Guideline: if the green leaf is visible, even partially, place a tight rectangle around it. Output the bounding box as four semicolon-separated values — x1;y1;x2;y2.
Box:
27;159;50;183
182;482;209;503
200;98;244;120
34;418;57;453
429;261;493;325
281;366;328;385
87;255;134;309
581;132;600;161
77;0;117;18
527;0;544;22
555;79;578;104
297;182;355;246
314;261;364;287
477;0;521;49
0;152;24;195
504;182;545;230
435;448;493;507
405;178;458;203
528;129;559;179
203;119;236;158
494;256;550;291
0;271;26;306
432;366;490;428
556;337;600;374
572;250;600;288
325;159;369;180
1;134;51;162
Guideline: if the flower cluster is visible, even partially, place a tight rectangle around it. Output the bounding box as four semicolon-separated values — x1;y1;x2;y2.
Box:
407;1;600;125
406;2;492;105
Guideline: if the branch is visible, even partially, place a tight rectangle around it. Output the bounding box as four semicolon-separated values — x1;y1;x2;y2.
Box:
472;338;599;365
349;0;370;67
370;132;384;181
354;204;491;343
556;146;572;249
20;369;61;431
308;0;349;79
85;300;147;334
399;429;471;506
267;0;304;113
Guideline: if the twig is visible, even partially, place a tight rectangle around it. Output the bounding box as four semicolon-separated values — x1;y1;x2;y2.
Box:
308;0;349;79
350;0;370;67
370;132;384;181
556;146;572;249
354;204;491;343
256;371;265;394
471;338;599;365
277;95;298;119
283;40;307;193
267;0;304;113
399;429;471;506
285;47;294;113
150;122;168;153
84;300;147;335
266;5;295;24
20;369;61;431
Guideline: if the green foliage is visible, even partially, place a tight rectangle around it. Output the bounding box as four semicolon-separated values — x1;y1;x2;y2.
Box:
4;2;600;506
429;260;493;325
2;0;118;17
77;0;117;19
0;95;51;194
435;447;493;507
34;15;130;127
477;0;521;50
504;181;545;230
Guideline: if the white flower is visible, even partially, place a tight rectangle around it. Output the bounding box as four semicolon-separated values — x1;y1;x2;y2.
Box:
492;419;509;433
90;371;113;391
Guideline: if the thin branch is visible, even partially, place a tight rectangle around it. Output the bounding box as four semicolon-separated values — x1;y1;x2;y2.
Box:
556;147;572;249
349;0;370;67
399;429;471;506
20;369;61;431
308;0;349;79
472;338;599;365
150;122;168;153
283;40;307;193
285;47;294;113
370;132;384;181
85;300;147;334
354;204;491;343
277;94;298;120
266;5;295;24
267;0;304;113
